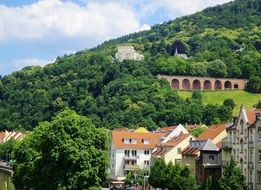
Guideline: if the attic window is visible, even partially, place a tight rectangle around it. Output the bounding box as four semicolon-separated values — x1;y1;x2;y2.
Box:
142;139;149;144
130;139;137;144
123;138;130;144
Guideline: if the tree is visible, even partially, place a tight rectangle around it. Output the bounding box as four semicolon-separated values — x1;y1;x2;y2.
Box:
148;159;169;189
246;75;261;93
0;138;18;161
223;98;236;110
12;109;110;190
190;127;207;137
192;91;202;100
254;100;261;109
200;176;219;190
206;60;227;77
219;158;246;190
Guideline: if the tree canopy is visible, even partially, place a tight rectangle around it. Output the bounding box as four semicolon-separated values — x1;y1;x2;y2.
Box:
12;109;110;190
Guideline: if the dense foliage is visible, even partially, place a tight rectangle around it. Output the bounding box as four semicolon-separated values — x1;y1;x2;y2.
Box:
149;159;197;190
0;0;260;130
12;109;109;190
219;158;246;190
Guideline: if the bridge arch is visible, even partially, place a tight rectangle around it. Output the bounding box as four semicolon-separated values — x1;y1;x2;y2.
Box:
224;81;232;89
203;80;211;90
214;80;222;90
192;79;201;90
171;79;179;89
182;79;190;90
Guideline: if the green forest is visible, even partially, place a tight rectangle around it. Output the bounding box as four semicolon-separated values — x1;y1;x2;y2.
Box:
0;0;260;131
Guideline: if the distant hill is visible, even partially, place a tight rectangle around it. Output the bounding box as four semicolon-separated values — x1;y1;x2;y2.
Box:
0;0;260;130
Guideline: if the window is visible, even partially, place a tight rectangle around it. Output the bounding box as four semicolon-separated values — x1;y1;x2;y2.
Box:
132;150;137;157
177;148;182;154
142;139;149;144
258;171;261;184
144;160;149;166
240;159;243;171
123;138;129;144
125;150;130;157
209;155;215;161
125;160;130;165
130;138;137;144
259;150;261;162
258;128;261;141
240;119;244;134
240;139;243;153
144;150;150;155
111;164;114;168
131;160;137;165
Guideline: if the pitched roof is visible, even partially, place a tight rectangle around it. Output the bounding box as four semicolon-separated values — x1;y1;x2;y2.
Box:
196;124;226;141
164;134;190;147
156;126;177;134
247;110;259;125
181;147;199;156
112;130;165;149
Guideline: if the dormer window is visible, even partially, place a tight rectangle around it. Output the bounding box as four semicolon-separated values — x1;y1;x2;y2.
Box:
123;138;130;144
142;139;149;144
130;139;137;144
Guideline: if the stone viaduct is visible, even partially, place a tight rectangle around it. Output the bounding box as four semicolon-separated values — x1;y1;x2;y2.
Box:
157;75;248;90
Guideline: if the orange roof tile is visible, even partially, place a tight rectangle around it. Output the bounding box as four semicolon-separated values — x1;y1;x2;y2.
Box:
196;124;226;141
156;126;177;133
181;146;199;156
112;130;165;149
164;134;190;147
0;132;5;141
216;140;223;150
247;110;258;125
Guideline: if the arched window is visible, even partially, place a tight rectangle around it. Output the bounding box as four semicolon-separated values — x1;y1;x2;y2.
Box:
240;119;244;134
192;80;201;90
240;138;243;153
240;158;243;171
234;84;239;89
224;81;232;89
214;80;222;90
203;80;211;90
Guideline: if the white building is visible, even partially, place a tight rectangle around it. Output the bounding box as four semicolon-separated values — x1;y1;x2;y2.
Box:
115;46;144;62
109;125;189;183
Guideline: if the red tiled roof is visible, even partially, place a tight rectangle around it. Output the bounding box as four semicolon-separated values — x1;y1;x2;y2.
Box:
164;134;190;147
247;110;259;125
196;124;226;141
156;126;177;133
112;130;165;149
181;146;199;156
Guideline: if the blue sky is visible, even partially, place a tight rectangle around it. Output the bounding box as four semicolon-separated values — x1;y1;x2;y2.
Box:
0;0;232;76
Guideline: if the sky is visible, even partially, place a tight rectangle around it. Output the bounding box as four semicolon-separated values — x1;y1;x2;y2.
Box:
0;0;232;76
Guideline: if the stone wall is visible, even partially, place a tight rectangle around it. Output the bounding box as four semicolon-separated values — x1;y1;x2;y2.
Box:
157;75;248;90
115;46;144;62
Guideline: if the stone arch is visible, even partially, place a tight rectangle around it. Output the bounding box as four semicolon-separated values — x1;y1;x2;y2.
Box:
234;84;239;89
192;80;201;90
182;79;190;90
214;80;222;90
171;79;179;89
203;80;211;90
224;81;232;89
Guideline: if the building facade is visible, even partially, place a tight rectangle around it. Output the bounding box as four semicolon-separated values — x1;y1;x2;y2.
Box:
223;107;261;190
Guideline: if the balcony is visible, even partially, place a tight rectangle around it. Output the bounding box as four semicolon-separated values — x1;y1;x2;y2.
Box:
223;141;232;150
124;155;139;160
124;164;139;171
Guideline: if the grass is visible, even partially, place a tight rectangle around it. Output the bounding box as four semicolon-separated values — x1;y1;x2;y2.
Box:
178;90;261;115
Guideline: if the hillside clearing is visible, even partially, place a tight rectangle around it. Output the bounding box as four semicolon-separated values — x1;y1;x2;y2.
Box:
178;90;261;114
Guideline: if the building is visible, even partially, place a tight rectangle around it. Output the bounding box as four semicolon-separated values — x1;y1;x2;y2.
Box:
0;131;25;143
115;46;144;62
109;127;165;183
174;47;188;59
153;133;194;165
109;124;189;185
222;106;261;190
182;124;227;180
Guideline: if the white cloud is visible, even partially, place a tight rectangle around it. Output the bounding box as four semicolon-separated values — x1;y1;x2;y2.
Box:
12;58;53;70
0;0;145;42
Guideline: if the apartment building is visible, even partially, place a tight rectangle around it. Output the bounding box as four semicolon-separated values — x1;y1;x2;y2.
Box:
223;106;261;190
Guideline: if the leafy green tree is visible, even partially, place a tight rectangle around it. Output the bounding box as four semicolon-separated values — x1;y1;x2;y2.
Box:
192;91;202;100
223;98;236;109
190;127;207;137
219;158;246;190
200;176;219;190
12;109;110;190
206;60;227;77
246;75;261;93
0;138;18;161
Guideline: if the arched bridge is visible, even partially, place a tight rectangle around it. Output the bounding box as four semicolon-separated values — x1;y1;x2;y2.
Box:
157;75;248;90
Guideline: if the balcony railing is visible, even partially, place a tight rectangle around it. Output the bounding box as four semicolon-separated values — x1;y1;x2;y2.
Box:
124;164;139;171
124;155;139;160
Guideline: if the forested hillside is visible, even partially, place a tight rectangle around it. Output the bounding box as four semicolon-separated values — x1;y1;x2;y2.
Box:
0;0;260;130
